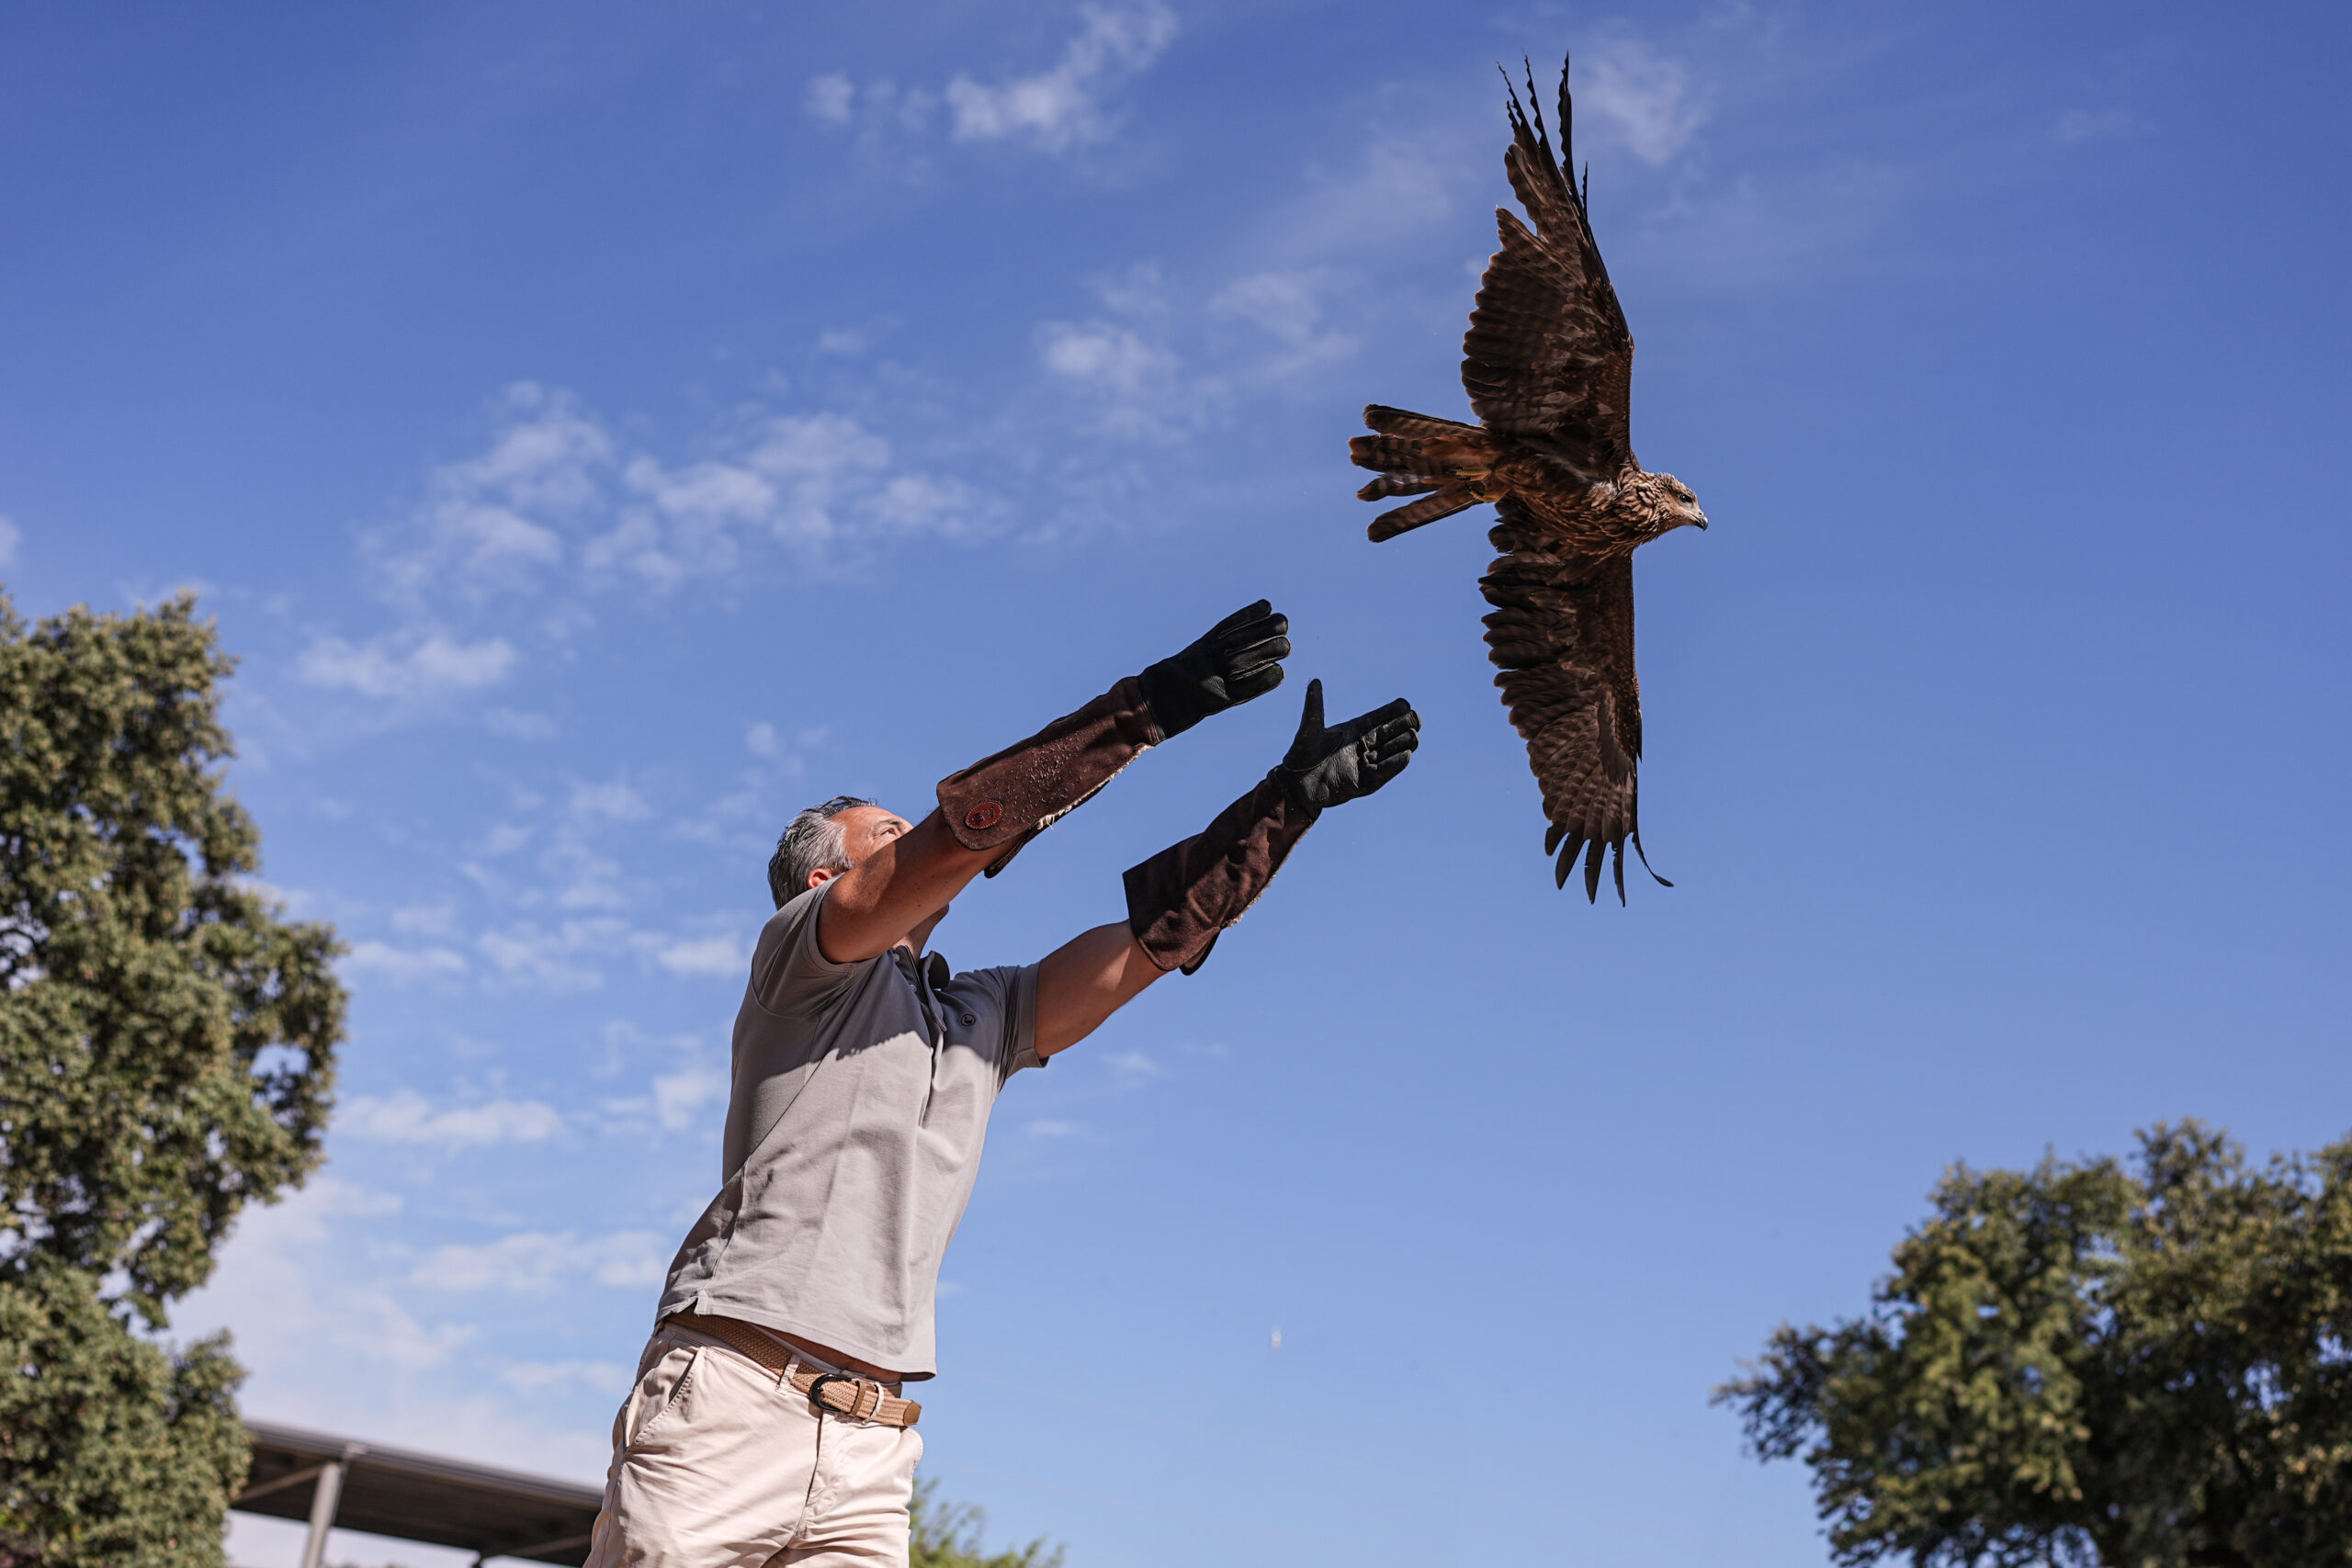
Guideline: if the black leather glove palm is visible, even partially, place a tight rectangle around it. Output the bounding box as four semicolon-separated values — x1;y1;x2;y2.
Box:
1136;601;1291;741
1274;679;1420;818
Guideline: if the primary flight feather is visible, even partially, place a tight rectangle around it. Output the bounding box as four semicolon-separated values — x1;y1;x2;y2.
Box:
1351;52;1708;903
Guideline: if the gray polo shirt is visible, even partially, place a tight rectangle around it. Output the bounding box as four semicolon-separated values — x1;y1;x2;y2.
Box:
655;881;1042;1378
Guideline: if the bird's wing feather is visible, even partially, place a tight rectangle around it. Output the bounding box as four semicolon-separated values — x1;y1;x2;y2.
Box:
1480;505;1662;901
1460;64;1634;479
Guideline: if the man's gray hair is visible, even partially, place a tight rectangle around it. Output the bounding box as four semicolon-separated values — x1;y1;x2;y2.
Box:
767;795;876;908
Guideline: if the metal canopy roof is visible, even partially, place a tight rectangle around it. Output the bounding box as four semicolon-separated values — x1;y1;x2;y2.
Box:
235;1421;602;1566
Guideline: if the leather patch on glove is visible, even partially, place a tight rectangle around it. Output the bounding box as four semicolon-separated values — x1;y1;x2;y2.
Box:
937;676;1159;855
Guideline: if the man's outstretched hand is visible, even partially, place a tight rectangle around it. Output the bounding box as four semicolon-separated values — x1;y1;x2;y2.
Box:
1275;679;1420;818
1137;600;1291;741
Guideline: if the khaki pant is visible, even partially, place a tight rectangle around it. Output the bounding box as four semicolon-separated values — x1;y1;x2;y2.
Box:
585;1322;924;1567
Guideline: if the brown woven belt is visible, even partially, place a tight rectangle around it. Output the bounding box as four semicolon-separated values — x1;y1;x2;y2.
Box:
667;1311;922;1429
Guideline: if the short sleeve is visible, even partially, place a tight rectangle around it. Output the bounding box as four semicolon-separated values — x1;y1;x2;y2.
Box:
1001;963;1043;1077
940;962;1045;1080
747;881;864;1017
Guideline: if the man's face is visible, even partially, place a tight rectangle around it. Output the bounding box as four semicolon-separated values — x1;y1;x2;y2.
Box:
808;806;911;889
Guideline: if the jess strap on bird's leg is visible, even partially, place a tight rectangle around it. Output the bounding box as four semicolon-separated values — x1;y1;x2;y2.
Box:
936;601;1290;874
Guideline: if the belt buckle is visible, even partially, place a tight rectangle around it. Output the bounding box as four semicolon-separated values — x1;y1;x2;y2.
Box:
807;1372;876;1421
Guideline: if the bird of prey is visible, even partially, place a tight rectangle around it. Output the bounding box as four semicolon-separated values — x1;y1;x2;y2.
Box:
1350;53;1708;902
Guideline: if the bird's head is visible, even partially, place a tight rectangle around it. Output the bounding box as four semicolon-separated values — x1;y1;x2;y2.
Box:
1644;472;1708;535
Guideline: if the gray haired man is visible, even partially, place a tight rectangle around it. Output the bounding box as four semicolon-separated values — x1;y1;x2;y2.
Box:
585;603;1419;1566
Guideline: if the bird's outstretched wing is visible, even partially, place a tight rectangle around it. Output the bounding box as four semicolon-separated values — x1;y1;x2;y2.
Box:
1460;57;1635;482
1480;502;1668;902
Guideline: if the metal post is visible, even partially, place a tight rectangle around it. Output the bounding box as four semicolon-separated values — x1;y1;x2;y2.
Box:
299;1445;361;1568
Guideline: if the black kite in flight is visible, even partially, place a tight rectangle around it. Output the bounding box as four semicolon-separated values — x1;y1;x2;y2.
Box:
1351;54;1708;902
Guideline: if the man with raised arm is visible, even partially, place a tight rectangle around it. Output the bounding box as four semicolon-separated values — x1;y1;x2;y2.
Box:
584;603;1420;1567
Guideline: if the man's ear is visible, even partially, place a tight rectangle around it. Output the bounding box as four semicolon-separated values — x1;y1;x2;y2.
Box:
808;865;839;889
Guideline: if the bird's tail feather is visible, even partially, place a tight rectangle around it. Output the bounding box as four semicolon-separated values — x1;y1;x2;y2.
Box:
1352;407;1495;541
1368;487;1480;542
1348;435;1430;473
1362;403;1480;440
1357;474;1443;502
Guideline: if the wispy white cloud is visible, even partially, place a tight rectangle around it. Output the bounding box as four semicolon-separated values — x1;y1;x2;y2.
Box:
298;629;517;701
368;383;607;612
1032;256;1369;444
184;1180;616;1497
655;934;746;978
391;902;461;939
807;4;1176;161
502;1359;629;1395
177;1179;473;1377
342;939;470;983
1037;321;1176;395
0;515;20;568
945;3;1178;153
582;411;986;590
2054;107;2153;145
411;1228;669;1292
298;386;989;722
485;706;560;740
477;919;618;993
803;73;854;127
1580;38;1709;166
652;1065;729;1131
1209;269;1358;376
570;779;649;823
340;1089;564;1147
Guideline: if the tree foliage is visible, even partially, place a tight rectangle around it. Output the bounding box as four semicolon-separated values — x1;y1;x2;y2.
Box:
0;593;345;1565
1717;1122;2352;1567
0;1260;248;1567
910;1480;1066;1568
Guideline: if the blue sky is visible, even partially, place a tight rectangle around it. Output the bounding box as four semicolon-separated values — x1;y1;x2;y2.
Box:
6;2;2349;1563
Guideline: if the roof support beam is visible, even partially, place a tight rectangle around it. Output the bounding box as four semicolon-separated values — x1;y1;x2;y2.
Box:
299;1445;364;1568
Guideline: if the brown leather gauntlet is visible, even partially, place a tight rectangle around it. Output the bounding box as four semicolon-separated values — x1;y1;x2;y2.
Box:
1123;773;1316;975
936;675;1162;874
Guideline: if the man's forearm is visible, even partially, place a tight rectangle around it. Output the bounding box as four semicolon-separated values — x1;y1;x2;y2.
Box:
1035;921;1164;1057
933;602;1292;877
816;810;996;964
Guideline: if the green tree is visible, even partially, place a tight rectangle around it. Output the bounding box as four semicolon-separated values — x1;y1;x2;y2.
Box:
1717;1122;2352;1568
910;1480;1065;1568
0;594;345;1566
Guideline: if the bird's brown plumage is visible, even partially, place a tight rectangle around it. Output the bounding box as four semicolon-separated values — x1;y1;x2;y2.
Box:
1350;53;1707;901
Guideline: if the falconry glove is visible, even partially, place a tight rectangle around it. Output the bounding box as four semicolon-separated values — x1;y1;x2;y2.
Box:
936;601;1292;874
1125;680;1421;974
1135;600;1290;740
1273;680;1420;818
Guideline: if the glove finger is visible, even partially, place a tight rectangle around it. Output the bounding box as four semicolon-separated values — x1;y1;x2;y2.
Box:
1217;609;1287;645
1295;677;1325;742
1208;600;1274;639
1371;725;1421;760
1358;751;1411;795
1343;696;1413;731
1225;632;1291;671
1227;662;1285;702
